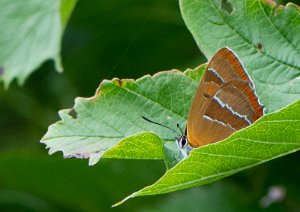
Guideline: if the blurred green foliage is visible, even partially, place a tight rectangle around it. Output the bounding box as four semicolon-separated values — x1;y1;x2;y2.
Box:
0;0;300;211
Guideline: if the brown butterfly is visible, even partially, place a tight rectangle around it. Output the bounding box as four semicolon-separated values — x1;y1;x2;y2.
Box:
176;47;264;156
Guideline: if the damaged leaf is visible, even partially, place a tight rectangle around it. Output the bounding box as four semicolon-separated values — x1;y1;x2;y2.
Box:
41;66;206;165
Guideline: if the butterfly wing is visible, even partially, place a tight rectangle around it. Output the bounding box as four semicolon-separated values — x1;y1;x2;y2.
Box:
187;48;263;147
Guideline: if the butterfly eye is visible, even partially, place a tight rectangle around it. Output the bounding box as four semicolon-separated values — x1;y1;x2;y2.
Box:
181;137;187;148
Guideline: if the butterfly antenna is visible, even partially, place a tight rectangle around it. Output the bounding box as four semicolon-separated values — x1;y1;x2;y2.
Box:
142;116;181;137
176;123;184;135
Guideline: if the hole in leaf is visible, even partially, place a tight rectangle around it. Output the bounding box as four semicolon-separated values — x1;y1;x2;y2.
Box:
221;0;234;14
68;108;78;119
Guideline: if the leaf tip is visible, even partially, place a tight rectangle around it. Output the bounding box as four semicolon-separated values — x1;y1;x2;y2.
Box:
54;55;63;73
112;194;134;208
88;152;104;166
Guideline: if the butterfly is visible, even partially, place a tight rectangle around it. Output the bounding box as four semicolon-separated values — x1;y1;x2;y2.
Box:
176;47;264;156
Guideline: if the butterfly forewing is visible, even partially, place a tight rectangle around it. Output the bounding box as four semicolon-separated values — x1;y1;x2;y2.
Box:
208;48;254;84
187;48;263;147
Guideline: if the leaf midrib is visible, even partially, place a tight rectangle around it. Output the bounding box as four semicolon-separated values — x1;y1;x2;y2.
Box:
42;134;124;141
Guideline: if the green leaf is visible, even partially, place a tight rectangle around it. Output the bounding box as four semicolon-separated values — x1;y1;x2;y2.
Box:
103;132;164;160
180;0;300;113
41;66;206;165
114;99;300;206
0;0;77;87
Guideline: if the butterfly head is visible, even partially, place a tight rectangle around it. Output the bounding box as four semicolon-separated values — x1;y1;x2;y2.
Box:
176;135;192;158
141;116;193;158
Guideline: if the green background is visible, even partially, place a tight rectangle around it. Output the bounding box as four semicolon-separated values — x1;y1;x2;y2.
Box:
1;0;300;211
